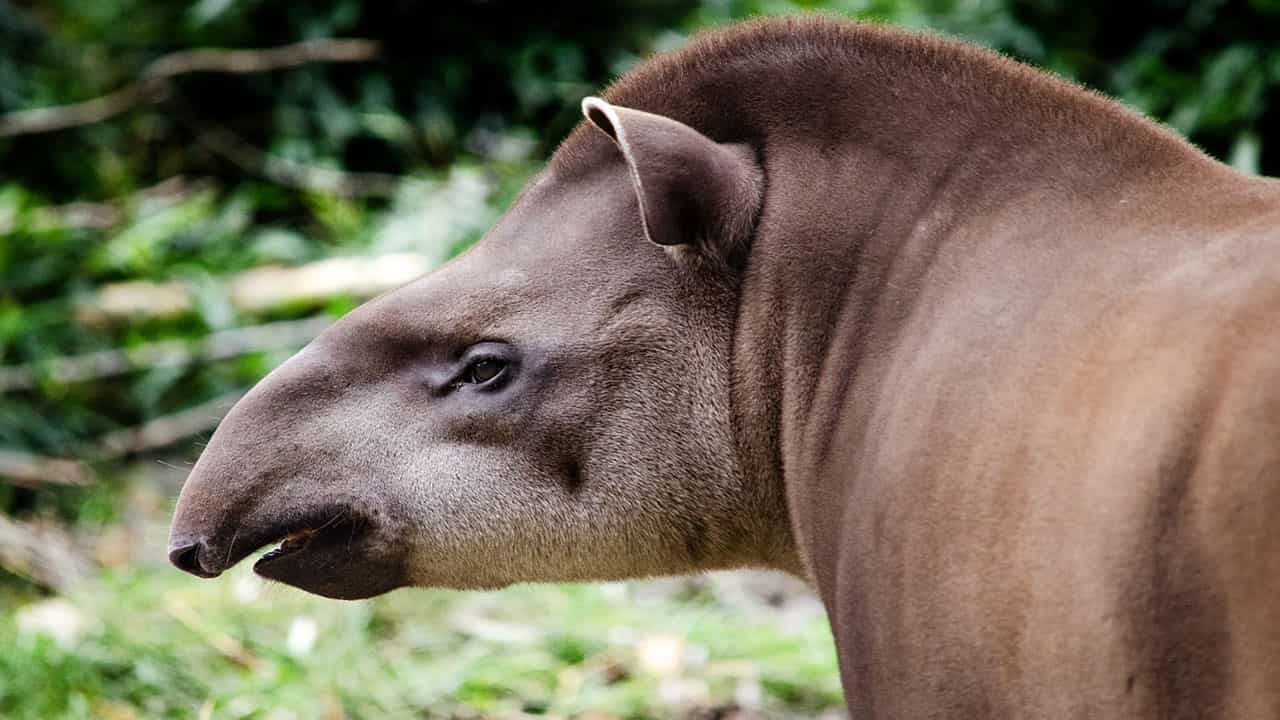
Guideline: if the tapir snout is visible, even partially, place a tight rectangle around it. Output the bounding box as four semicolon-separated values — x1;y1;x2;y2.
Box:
168;338;411;598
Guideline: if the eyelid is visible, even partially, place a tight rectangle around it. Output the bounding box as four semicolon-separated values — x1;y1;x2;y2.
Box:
449;358;505;392
447;344;515;391
459;341;511;363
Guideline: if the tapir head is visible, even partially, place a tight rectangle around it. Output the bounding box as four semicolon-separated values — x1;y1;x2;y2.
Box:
168;99;783;599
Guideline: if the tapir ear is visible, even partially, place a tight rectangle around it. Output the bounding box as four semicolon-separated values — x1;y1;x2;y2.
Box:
581;97;763;257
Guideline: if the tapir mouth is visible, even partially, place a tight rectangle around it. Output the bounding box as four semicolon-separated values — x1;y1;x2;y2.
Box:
254;517;348;568
170;503;366;577
172;495;406;599
256;528;319;565
250;509;368;575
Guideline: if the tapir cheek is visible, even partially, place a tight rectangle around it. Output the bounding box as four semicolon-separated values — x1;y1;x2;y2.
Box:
427;388;554;445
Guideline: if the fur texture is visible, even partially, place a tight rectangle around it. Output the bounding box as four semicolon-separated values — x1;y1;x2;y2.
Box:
172;16;1280;718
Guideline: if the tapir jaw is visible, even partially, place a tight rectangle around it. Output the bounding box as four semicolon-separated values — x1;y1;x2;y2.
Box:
169;496;410;600
167;333;413;599
250;511;408;600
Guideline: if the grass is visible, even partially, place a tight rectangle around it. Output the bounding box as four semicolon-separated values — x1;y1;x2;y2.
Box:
1;561;843;719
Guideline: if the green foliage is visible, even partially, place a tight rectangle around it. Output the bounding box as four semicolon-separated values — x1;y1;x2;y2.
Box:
1;566;842;718
0;1;1276;714
1007;0;1280;175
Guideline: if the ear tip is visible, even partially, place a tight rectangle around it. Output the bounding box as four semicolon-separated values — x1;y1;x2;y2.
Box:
581;96;606;118
582;97;622;141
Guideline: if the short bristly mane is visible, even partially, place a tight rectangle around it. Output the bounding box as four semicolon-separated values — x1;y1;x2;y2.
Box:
552;15;1202;178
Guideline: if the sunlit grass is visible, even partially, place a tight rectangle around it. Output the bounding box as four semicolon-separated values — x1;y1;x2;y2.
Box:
2;563;842;719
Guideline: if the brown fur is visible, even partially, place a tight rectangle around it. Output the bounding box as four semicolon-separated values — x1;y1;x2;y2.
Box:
171;17;1280;717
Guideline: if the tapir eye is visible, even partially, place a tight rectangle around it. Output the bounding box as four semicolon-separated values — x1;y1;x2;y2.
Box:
462;357;507;386
446;342;516;393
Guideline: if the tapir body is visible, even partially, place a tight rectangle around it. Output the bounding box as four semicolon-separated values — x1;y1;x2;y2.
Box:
170;18;1280;718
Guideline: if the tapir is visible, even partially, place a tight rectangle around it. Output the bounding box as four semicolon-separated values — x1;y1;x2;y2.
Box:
169;16;1280;718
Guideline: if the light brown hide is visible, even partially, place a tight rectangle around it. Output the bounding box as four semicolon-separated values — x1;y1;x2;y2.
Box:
171;17;1280;718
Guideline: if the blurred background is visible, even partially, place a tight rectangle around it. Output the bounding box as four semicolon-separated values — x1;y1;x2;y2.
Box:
1;0;1277;717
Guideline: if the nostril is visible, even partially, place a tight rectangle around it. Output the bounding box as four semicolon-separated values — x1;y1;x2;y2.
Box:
169;541;219;578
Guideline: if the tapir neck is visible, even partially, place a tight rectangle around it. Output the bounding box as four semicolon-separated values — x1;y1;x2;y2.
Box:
722;34;1219;584
556;19;1224;581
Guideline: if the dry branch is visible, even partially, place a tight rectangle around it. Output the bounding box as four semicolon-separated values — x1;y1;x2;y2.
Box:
94;390;245;461
0;38;379;137
0;315;332;393
0;83;159;138
1;390;245;487
193;122;400;198
166;600;261;671
143;38;378;77
0;450;91;487
0;515;94;592
80;252;431;322
0;176;210;235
